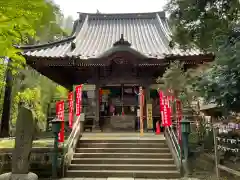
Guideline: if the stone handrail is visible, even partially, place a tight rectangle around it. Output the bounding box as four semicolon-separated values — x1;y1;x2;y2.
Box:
165;126;183;174
62;113;85;176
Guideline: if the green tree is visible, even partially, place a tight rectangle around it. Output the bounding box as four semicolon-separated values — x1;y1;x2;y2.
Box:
0;0;64;71
193;40;240;114
167;0;240;114
9;68;68;135
167;0;240;50
157;61;208;105
0;0;68;136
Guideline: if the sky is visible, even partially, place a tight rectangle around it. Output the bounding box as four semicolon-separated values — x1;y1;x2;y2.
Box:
54;0;168;19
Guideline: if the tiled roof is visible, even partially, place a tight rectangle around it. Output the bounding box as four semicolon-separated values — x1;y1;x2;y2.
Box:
20;11;203;59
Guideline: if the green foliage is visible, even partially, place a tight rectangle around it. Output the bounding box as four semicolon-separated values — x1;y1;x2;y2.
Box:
157;61;185;93
157;61;199;106
193;40;240;113
12;87;45;124
167;0;240;50
167;0;240;113
0;0;69;134
9;67;68;129
0;59;6;90
0;0;64;72
55;85;68;99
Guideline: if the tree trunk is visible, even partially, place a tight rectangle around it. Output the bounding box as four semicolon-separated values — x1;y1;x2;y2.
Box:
0;62;12;137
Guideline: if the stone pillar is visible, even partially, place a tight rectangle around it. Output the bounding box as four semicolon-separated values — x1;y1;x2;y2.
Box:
0;106;38;180
94;83;100;129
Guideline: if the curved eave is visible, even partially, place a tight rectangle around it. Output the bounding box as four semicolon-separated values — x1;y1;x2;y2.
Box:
14;18;83;51
14;35;76;51
23;52;215;68
165;53;215;65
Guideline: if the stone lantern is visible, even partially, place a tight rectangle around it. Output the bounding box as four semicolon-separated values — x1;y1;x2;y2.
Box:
181;108;193;160
51;118;62;178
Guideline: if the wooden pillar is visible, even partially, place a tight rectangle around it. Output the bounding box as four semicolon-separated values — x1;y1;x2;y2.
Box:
94;83;100;128
121;84;124;114
145;85;151;131
145;85;151;102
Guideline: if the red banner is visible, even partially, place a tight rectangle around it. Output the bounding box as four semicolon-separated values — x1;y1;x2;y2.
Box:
166;96;172;126
99;88;102;103
75;85;82;116
167;96;171;113
159;91;172;127
68;92;74;129
163;96;169;126
159;91;164;126
139;87;144;133
176;99;182;143
56;100;64;142
159;91;164;111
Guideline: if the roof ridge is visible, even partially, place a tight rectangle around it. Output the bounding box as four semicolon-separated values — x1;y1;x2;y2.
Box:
77;11;165;19
16;35;75;50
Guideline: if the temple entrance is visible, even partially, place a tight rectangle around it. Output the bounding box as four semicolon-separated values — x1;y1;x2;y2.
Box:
99;84;140;132
82;84;162;133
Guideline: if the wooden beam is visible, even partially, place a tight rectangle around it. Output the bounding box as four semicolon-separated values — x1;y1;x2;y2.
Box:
24;53;214;67
218;165;240;177
26;56;73;67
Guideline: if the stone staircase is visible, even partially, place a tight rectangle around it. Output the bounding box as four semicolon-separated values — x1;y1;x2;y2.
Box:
65;133;181;179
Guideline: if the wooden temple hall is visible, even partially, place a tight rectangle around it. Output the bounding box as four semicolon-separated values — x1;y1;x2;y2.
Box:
19;11;214;132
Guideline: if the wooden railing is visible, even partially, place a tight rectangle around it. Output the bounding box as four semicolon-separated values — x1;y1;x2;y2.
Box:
62;113;85;176
164;126;183;175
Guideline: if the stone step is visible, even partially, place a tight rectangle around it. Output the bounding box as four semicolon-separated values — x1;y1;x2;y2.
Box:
67;136;179;179
71;158;175;164
75;147;170;153
78;142;167;148
78;139;165;144
66;169;181;178
68;163;177;171
73;152;172;159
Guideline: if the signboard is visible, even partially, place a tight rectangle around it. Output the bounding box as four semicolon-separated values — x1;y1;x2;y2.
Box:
147;103;153;129
75;85;82;116
68;92;73;128
56;100;64;142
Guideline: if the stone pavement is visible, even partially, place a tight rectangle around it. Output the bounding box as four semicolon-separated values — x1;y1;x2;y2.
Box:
59;178;200;180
